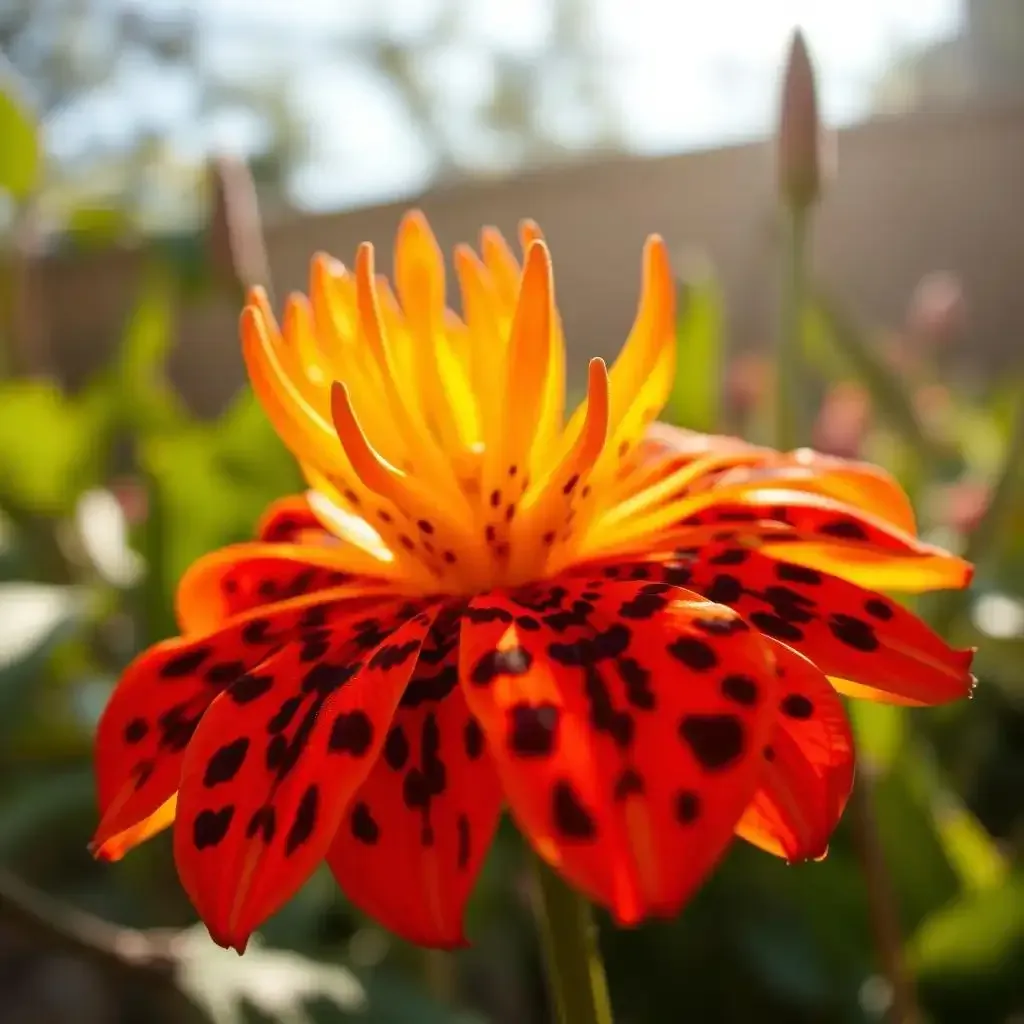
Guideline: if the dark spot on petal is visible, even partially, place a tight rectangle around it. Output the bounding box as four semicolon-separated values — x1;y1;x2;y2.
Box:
775;562;823;585
123;718;148;744
241;618;273;645
562;474;579;495
416;519;434;534
383;725;409;770
160;647;211;679
246;806;276;842
470;645;533;685
193;806;234;849
285;784;319;855
781;693;814;719
350;801;379;844
667;637;718;672
710;547;749;566
508;702;559;756
705;574;744;605
267;696;302;734
679;714;745;770
203;738;249;787
369;640;421;671
675;790;701;824
864;597;894;621
819;519;869;540
828;613;879;652
721;674;759;706
204;660;246;686
552;781;596;839
230;673;274;704
456;813;471;868
613;767;645;801
328;711;374;756
464;717;484;760
749;611;805;643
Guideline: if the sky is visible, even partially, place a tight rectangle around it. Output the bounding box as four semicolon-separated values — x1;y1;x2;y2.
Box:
54;0;965;214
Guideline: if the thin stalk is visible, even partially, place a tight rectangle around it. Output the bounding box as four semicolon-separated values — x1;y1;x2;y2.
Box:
775;204;811;451
849;780;924;1024
531;854;613;1024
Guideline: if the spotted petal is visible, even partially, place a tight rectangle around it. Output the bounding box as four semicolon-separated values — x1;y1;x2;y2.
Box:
92;589;402;862
328;608;503;948
174;601;437;951
684;545;975;705
736;639;855;861
459;578;778;924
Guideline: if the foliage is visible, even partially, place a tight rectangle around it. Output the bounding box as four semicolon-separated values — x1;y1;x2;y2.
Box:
0;55;1021;1024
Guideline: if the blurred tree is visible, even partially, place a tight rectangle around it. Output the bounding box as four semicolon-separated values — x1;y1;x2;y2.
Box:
0;0;625;237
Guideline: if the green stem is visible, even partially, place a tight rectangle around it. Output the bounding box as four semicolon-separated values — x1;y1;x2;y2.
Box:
776;204;811;451
531;854;613;1024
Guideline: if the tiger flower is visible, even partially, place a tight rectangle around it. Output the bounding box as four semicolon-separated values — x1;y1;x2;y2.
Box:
91;212;975;952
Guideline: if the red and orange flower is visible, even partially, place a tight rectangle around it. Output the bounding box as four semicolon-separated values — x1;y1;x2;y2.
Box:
91;212;974;952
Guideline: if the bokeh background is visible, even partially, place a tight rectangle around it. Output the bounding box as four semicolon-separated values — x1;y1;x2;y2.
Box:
0;1;1022;1022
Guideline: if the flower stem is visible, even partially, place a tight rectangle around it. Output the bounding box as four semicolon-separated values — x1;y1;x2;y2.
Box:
530;854;613;1024
849;778;923;1024
776;203;811;452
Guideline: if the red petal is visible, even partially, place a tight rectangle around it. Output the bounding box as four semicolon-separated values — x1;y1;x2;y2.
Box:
256;495;324;543
92;614;295;860
175;544;395;635
735;639;855;861
684;545;975;705
676;487;969;592
173;600;438;952
459;579;777;925
92;589;401;860
328;609;502;948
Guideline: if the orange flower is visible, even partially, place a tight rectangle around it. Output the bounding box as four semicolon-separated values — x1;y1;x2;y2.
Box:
91;213;974;952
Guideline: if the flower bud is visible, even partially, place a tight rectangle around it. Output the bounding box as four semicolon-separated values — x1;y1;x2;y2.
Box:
205;154;270;295
777;30;824;211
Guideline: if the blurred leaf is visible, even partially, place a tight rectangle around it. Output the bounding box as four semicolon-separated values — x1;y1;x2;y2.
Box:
65;204;131;250
848;701;905;772
138;389;301;643
0;381;108;514
0;66;41;200
909;872;1024;1020
872;759;961;933
665;267;722;433
174;926;366;1024
905;745;1009;894
0;582;86;731
0;768;93;858
85;262;185;436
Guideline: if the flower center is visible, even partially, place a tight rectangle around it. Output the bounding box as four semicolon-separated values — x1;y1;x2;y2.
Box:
238;213;679;596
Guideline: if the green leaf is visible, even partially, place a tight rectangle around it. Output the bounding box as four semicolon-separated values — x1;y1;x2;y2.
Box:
137;390;302;643
909;872;1024;1019
848;700;905;773
0;381;108;515
664;266;722;434
174;926;366;1024
0;64;41;200
0;582;87;732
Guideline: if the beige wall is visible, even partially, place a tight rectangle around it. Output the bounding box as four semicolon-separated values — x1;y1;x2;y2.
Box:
26;103;1024;415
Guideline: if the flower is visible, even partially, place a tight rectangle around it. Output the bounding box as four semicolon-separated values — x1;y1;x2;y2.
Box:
91;212;975;953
